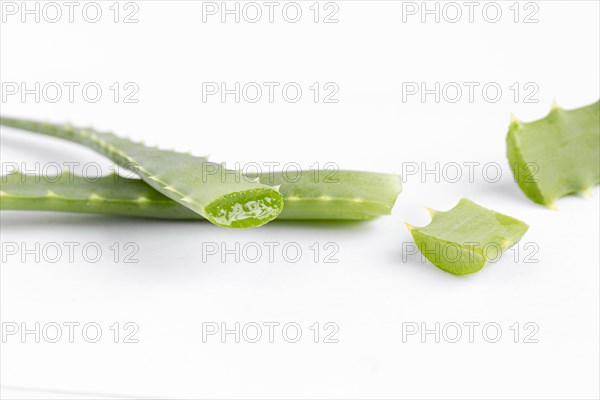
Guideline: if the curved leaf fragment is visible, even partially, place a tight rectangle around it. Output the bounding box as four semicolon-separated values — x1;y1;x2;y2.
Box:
406;198;529;275
507;100;600;208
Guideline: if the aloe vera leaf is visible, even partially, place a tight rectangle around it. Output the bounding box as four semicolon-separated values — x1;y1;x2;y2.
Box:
0;170;402;221
507;100;600;208
0;171;200;220
0;116;283;228
406;198;529;275
250;170;402;219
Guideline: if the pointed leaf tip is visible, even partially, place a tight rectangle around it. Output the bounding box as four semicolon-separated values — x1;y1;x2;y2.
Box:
426;207;438;217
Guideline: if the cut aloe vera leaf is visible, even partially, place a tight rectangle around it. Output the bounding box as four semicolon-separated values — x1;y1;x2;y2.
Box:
0;170;402;221
507;100;600;208
0;117;283;228
406;198;529;275
250;170;402;220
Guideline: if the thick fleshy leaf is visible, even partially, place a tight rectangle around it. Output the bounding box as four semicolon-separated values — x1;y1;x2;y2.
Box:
507;100;599;208
407;198;529;275
1;170;402;221
0;117;283;228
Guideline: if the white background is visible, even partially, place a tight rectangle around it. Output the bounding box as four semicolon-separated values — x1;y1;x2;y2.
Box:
1;1;599;399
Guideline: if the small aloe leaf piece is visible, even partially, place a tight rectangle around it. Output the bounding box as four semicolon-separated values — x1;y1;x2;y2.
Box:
0;170;402;221
0;116;283;228
406;198;529;275
507;100;600;208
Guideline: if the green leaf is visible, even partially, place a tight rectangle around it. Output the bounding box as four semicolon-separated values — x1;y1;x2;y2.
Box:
0;116;283;228
406;198;529;275
253;170;402;220
1;170;402;221
507;100;600;208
